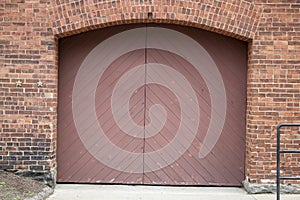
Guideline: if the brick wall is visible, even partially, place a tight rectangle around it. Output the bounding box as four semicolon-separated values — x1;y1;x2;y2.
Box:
246;0;300;186
0;0;57;185
0;0;299;188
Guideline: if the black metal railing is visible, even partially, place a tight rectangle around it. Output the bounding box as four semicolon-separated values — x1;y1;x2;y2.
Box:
276;123;300;200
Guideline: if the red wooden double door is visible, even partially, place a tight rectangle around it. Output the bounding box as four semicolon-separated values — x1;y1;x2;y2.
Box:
57;24;247;186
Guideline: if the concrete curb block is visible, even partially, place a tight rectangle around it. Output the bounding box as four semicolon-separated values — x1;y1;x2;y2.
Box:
243;180;300;194
25;186;54;200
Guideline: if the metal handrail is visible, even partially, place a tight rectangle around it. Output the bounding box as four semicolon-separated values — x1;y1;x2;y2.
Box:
277;124;300;200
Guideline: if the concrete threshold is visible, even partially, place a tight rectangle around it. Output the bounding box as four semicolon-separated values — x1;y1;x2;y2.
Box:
47;184;300;200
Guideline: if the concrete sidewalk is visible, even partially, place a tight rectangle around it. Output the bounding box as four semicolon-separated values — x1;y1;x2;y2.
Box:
46;184;300;200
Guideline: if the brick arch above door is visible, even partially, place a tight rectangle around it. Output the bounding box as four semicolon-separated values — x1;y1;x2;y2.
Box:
49;0;262;41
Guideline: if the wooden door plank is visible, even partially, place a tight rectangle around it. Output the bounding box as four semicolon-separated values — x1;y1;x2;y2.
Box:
143;24;247;186
57;25;146;183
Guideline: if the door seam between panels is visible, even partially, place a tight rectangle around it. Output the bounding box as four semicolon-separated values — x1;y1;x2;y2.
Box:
142;25;148;184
